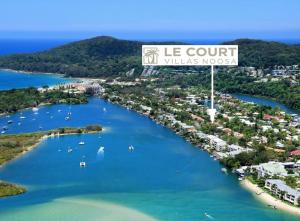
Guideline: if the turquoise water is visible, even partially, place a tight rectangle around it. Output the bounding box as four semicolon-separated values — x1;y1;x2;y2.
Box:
0;69;74;90
0;97;298;221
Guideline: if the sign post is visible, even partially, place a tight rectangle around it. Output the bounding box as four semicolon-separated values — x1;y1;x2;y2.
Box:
142;45;238;123
208;65;216;122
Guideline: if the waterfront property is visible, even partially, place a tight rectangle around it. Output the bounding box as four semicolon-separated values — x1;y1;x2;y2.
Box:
265;179;300;206
255;162;288;178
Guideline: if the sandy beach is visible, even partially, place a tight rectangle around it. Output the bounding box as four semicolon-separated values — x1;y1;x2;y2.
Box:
241;179;300;216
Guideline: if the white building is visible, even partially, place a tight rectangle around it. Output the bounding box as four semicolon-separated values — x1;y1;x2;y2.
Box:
265;179;300;205
207;135;227;151
256;162;288;178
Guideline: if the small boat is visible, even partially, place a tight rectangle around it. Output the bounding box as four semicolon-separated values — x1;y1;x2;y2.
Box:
204;212;214;220
18;122;21;126
128;145;134;152
1;131;5;134
221;168;228;174
7;120;13;124
65;116;70;121
67;148;73;153
58;109;62;112
79;141;85;145
238;177;243;181
67;112;72;116
20;116;26;119
32;107;39;112
103;107;107;112
97;146;105;154
2;126;8;130
80;161;86;167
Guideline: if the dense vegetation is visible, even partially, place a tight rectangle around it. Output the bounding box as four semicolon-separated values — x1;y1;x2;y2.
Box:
0;36;144;77
225;39;300;67
0;182;26;198
0;87;88;114
0;37;299;78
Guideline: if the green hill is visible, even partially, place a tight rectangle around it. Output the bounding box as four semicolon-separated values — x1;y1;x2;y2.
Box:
224;39;300;67
0;36;144;77
0;36;299;77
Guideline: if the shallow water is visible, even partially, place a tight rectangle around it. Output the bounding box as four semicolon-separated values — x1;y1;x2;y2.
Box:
0;98;298;221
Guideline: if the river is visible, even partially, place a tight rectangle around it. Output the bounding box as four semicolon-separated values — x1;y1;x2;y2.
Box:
0;71;298;221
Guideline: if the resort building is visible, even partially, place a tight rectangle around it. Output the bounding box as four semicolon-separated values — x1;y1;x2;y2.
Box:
207;135;227;151
265;179;300;206
256;162;288;178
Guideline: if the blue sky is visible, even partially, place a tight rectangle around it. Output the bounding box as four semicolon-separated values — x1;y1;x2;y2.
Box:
1;0;300;40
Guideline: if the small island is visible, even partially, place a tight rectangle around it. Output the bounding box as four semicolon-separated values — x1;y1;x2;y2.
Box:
0;182;26;198
0;125;102;198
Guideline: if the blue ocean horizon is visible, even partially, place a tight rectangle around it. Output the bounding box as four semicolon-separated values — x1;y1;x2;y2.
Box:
0;38;299;56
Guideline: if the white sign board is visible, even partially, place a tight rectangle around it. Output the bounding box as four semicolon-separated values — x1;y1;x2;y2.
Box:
142;45;238;66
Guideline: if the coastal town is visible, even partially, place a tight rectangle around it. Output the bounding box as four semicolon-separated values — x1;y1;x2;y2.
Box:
5;64;296;212
57;73;300;210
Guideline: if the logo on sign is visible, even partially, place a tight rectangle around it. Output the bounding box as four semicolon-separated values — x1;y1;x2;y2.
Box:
142;47;159;65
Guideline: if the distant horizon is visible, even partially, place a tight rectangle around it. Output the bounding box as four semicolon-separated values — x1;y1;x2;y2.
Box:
0;35;299;56
0;31;300;44
0;34;300;44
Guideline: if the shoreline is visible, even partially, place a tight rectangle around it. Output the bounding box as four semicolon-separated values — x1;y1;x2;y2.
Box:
241;179;300;216
105;98;300;217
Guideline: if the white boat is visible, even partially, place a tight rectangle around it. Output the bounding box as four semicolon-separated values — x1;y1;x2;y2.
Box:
128;145;134;152
58;109;62;112
97;146;105;154
32;107;39;112
80;161;86;167
65;116;70;120
204;212;214;220
20;116;26;119
103;107;107;112
221;168;228;174
79;141;85;145
18;122;21;126
1;131;5;134
67;148;73;153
